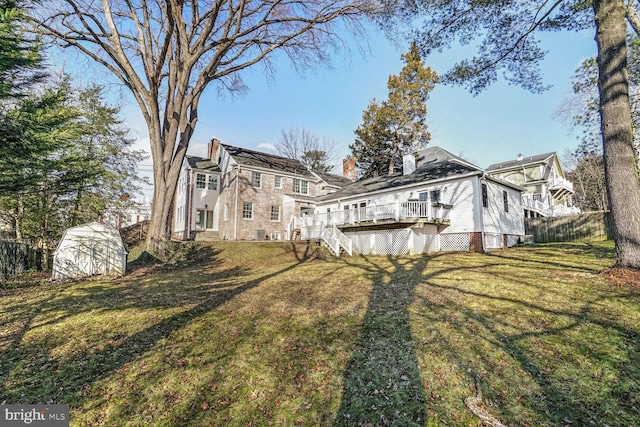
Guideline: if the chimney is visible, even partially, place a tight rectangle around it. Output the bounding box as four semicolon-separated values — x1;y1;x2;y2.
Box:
402;153;416;175
208;138;221;161
516;153;524;162
343;156;356;181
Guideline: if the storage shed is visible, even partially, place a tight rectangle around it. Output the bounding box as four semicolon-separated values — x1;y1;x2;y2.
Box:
52;222;127;280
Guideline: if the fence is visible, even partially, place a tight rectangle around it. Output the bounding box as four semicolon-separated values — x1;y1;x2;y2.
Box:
1;241;29;278
524;211;612;243
1;241;55;279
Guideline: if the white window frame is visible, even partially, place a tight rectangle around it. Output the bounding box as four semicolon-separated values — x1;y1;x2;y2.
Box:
270;205;281;222
208;175;217;190
251;171;262;188
293;178;308;195
196;173;206;189
242;202;253;220
274;175;282;189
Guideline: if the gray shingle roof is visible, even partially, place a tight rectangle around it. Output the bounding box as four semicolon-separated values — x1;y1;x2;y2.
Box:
312;170;352;188
186;156;220;172
486;152;555;171
222;144;314;177
317;149;482;201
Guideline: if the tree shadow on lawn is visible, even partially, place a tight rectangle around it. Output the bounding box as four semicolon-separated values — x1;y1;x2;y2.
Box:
412;257;640;426
334;255;431;427
0;243;314;407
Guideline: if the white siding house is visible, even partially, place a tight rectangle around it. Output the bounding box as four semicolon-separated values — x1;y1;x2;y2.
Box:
172;155;221;240
290;146;525;255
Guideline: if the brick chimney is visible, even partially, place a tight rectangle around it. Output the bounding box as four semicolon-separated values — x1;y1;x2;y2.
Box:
343;156;356;181
208;138;221;161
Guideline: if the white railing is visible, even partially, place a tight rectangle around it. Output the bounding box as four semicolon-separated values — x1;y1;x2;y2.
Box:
294;201;450;231
330;226;352;256
549;177;574;193
522;197;548;213
521;196;580;217
319;226;353;256
320;227;340;255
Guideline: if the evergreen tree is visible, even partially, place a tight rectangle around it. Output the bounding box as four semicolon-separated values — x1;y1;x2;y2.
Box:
0;80;147;246
350;42;438;178
0;0;44;99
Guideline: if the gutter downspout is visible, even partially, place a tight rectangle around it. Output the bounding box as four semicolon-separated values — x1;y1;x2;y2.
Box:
185;170;193;241
234;165;240;240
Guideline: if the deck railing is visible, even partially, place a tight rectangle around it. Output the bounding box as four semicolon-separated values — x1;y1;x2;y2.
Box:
291;201;451;233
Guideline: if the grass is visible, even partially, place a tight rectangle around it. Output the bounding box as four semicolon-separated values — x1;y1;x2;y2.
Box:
0;240;638;426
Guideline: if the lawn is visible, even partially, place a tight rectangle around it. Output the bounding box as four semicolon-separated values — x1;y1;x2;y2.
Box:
0;241;638;426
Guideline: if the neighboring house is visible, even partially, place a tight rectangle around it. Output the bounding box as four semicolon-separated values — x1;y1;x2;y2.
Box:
486;152;580;218
290;146;526;255
172;139;351;241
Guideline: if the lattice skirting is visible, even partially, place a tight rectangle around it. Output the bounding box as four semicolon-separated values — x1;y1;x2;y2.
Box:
439;233;471;252
345;226;440;256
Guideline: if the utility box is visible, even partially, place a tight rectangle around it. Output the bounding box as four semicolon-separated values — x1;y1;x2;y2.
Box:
254;229;266;240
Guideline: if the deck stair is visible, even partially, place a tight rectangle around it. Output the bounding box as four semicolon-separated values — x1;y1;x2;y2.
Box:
321;226;352;256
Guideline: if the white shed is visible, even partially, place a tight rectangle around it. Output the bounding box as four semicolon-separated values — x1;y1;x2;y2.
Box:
52;222;127;280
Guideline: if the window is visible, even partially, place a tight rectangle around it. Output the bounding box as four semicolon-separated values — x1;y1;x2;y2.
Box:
430;189;441;203
503;191;509;212
223;204;229;221
208;175;217;190
270;232;281;240
293;178;308;195
251;171;262;188
242;202;253;219
196;173;206;189
274;175;282;189
225;172;231;188
270;205;281;221
481;183;488;208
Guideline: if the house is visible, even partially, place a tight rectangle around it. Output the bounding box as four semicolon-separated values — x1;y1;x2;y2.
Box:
290;146;526;255
486;152;579;218
172;139;352;241
172;154;221;240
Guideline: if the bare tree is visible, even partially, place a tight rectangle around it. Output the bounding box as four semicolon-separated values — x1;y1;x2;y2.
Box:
32;0;378;250
276;127;338;171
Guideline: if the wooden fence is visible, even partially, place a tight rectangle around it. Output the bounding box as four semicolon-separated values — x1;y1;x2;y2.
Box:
524;211;612;243
1;240;29;278
1;241;54;279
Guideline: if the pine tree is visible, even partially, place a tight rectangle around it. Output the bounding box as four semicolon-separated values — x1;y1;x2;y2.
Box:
350;42;438;178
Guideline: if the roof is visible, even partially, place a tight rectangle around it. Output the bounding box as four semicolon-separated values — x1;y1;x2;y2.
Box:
312;170;352;188
222;144;314;177
318;150;482;201
186;156;220;172
486;152;556;171
416;146;483;170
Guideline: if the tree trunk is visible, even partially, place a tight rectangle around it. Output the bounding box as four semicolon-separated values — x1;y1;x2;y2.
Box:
594;0;640;267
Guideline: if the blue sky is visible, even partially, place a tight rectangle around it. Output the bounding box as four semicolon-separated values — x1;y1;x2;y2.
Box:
115;24;597;201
